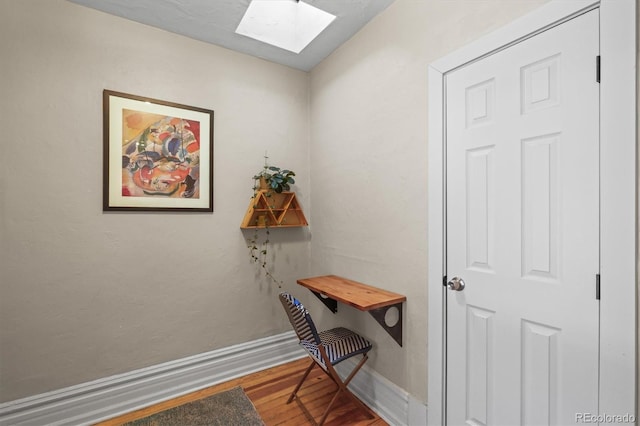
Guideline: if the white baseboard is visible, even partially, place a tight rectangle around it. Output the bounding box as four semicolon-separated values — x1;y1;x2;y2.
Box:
0;331;306;426
0;331;426;426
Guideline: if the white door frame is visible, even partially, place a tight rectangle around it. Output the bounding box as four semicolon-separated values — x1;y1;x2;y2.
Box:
427;1;637;424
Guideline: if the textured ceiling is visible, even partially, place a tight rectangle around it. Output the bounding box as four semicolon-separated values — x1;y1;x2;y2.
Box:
67;0;395;72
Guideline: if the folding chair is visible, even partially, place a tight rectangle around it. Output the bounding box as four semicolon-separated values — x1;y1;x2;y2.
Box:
278;292;374;425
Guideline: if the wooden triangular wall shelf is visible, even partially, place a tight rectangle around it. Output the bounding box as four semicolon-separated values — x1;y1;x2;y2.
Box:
240;190;308;229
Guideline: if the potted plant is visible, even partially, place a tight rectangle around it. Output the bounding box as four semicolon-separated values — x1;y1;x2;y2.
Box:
246;154;297;288
253;155;295;194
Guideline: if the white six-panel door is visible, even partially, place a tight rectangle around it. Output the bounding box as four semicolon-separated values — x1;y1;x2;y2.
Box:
445;9;599;426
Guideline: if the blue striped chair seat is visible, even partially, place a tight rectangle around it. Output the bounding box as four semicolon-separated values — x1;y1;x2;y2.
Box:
300;327;372;368
279;292;373;369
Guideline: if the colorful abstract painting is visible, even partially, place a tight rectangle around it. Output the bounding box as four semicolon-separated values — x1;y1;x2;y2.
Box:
121;110;201;199
104;90;213;211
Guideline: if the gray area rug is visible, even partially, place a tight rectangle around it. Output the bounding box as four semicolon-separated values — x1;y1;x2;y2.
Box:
123;386;265;426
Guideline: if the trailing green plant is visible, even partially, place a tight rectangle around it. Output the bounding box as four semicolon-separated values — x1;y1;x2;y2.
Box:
247;220;283;288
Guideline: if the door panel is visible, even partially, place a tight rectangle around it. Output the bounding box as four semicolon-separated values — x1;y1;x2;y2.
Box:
466;146;494;272
446;10;599;426
465;305;495;425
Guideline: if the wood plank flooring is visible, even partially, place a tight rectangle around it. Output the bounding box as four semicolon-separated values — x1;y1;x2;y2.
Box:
95;358;387;426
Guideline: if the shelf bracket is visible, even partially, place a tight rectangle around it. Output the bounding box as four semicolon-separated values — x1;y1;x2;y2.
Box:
309;290;338;313
368;303;403;347
308;289;403;346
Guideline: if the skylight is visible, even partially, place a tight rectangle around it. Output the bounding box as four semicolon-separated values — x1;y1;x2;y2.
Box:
235;0;336;54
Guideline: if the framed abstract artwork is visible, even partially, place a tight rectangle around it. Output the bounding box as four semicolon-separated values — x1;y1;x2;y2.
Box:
103;90;214;212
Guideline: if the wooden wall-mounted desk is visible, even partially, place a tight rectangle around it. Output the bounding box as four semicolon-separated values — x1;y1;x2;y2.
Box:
296;275;407;346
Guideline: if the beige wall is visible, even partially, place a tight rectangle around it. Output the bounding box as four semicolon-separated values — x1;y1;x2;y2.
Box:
0;0;310;402
2;0;635;411
308;0;548;403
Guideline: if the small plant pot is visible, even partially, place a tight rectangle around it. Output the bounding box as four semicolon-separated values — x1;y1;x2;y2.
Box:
258;177;270;191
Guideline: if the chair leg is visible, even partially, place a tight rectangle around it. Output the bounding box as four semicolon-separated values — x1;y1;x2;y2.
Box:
317;374;373;425
341;384;373;419
344;354;368;386
317;351;374;425
318;384;345;425
287;359;316;404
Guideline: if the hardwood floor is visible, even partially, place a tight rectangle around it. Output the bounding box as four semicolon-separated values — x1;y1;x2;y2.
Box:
95;358;388;426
